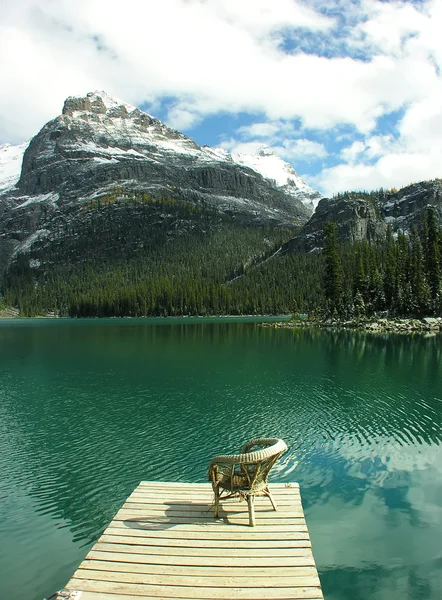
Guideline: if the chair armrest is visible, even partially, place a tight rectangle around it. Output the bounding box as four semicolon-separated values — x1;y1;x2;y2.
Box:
209;439;287;470
241;438;288;456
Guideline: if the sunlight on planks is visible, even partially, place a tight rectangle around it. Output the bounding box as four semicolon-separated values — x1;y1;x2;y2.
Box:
57;481;324;600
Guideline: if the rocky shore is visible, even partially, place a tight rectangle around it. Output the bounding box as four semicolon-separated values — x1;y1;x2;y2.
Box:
0;307;19;319
262;316;442;335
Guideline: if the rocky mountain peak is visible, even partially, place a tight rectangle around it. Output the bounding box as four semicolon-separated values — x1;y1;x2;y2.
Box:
62;90;137;117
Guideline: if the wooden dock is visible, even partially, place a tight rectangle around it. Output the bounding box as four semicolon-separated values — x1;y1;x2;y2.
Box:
58;481;323;599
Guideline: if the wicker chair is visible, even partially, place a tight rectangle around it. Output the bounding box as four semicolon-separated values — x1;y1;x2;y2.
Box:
208;438;288;526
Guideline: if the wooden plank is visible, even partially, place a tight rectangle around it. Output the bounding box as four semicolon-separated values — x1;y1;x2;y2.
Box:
66;579;322;598
99;534;311;548
122;501;304;516
128;497;301;508
115;511;306;525
75;594;322;600
133;488;300;496
126;499;303;510
120;506;306;518
79;560;319;578
136;482;300;489
73;568;321;588
123;495;300;505
86;551;317;568
133;488;300;495
108;521;309;533
127;494;301;501
131;490;300;498
131;486;300;493
92;542;313;558
107;523;310;539
125;499;303;508
129;491;300;500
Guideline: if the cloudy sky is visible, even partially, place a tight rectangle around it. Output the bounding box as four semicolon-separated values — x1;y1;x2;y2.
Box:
1;0;441;196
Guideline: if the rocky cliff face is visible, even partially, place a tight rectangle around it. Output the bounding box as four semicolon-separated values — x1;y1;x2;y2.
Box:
284;181;442;253
0;91;318;278
382;180;442;230
284;195;386;252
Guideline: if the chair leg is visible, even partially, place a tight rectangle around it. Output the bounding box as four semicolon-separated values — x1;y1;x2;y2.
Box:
248;494;255;527
214;485;220;518
266;487;278;511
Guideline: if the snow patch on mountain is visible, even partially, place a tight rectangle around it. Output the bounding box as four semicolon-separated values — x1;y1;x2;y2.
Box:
230;146;321;209
87;90;137;112
13;229;50;255
13;192;59;210
232;146;299;188
0;141;29;193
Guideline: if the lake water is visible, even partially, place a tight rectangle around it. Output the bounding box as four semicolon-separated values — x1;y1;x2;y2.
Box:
0;318;441;600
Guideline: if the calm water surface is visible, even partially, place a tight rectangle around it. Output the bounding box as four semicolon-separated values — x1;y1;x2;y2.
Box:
0;318;441;600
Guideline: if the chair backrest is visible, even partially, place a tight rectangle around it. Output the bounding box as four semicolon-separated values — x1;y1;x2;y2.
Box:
209;438;287;493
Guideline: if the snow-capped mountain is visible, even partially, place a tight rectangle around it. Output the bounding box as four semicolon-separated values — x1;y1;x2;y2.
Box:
13;91;319;213
0;90;320;278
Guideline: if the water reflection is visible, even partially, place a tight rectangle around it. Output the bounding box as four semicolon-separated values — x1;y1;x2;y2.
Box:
0;320;441;600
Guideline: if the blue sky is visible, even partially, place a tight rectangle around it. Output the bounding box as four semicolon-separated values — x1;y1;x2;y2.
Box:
1;0;441;196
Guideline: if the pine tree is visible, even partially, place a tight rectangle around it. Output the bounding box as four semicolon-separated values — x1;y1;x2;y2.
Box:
425;208;441;307
409;226;430;315
383;225;396;312
323;222;343;315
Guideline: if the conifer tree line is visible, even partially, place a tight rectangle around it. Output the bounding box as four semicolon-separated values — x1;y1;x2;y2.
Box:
1;189;441;319
322;208;442;319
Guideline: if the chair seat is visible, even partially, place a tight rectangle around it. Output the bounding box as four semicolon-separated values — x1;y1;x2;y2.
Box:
214;471;268;495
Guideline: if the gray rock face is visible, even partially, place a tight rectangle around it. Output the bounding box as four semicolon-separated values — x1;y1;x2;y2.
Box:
382;180;442;230
284;195;386;252
0;91;316;279
284;181;442;253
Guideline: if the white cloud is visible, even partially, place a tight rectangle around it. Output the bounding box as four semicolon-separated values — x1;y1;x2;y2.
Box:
0;0;440;140
358;0;442;69
399;96;442;152
219;135;326;164
312;149;442;196
313;90;442;195
237;122;283;139
340;140;366;164
212;0;333;36
0;0;336;142
276;138;327;160
219;139;264;155
166;106;201;131
364;135;394;160
221;120;326;164
0;0;441;196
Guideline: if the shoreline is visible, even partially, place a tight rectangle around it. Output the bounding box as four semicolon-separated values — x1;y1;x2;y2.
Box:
1;307;441;335
0;311;290;321
262;316;442;335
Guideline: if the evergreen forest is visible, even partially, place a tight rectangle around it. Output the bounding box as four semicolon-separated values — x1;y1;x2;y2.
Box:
1;190;441;319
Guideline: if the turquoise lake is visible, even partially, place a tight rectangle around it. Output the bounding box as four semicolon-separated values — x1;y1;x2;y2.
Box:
0;318;441;600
